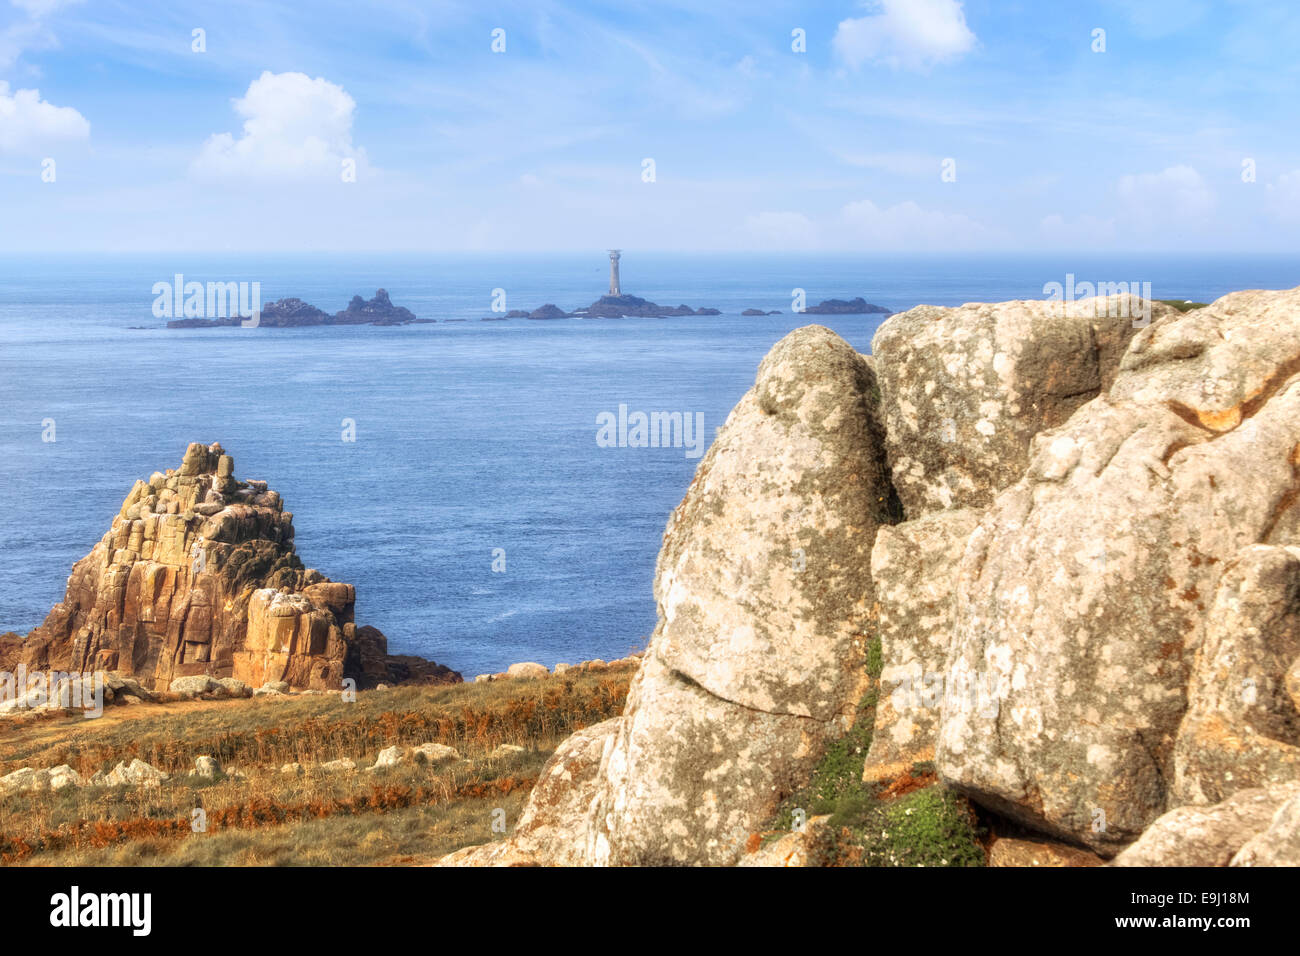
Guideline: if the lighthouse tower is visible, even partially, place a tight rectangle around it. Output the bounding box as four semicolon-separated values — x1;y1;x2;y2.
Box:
607;250;622;296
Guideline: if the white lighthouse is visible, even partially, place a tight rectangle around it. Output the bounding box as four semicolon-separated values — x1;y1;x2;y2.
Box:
608;249;622;296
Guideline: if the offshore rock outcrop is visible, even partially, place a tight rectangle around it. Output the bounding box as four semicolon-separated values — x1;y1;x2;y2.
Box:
2;443;459;691
803;296;890;315
492;294;723;321
168;289;430;328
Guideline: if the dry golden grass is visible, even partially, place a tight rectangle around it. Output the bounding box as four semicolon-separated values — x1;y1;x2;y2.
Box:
0;667;632;866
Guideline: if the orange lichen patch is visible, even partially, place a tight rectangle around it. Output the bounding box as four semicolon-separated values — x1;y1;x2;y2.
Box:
1179;586;1200;603
1198;406;1245;431
863;751;933;786
878;768;938;802
745;832;763;854
1166;400;1238;433
1159;640;1183;661
1163;576;1178;590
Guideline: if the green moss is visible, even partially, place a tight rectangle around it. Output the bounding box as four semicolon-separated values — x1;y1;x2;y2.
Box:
770;694;875;832
759;638;984;866
832;786;985;867
865;635;883;680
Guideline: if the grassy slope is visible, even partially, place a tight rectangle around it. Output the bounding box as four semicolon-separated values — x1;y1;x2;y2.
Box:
0;668;631;866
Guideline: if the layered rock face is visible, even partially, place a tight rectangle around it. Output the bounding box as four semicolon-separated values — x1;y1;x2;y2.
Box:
448;325;898;865
4;443;451;691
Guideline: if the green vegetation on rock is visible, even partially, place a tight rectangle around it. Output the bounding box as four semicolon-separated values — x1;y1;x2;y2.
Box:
763;631;985;866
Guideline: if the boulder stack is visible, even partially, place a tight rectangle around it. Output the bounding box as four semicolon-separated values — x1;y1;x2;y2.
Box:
441;287;1300;867
2;443;459;692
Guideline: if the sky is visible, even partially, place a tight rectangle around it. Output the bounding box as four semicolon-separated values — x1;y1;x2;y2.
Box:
0;0;1298;253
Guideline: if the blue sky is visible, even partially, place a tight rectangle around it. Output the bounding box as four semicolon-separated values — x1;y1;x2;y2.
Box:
1;0;1298;252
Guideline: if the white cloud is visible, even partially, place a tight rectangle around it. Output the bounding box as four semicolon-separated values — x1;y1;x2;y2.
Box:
1267;169;1300;222
0;19;50;69
10;0;81;16
1117;165;1215;227
0;80;89;153
833;149;939;176
839;197;989;248
192;71;367;181
1110;0;1209;39
834;0;976;71
1;0;79;67
744;211;816;247
1039;213;1118;247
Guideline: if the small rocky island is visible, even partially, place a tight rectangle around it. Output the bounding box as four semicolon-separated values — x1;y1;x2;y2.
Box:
490;293;723;321
803;296;891;315
168;289;431;329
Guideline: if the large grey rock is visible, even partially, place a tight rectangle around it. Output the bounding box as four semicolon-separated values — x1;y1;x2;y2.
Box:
863;508;981;783
582;327;896;865
587;655;836;865
215;677;252;699
104;758;168;787
871;295;1170;516
440;718;620;867
105;672;153;701
412;743;460;766
169;675;217;697
1173;545;1300;807
652;325;896;722
937;288;1300;852
48;764;83;791
371;745;406;770
0;767;51;793
439;326;897;866
505;662;549;680
1112;782;1300;866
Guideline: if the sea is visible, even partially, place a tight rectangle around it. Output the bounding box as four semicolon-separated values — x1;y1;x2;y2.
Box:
1;253;1296;678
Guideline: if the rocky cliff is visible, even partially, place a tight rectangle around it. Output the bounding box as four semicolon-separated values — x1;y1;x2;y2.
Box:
443;288;1300;867
2;443;459;692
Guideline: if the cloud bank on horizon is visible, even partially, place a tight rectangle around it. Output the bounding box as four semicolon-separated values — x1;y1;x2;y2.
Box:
0;0;1297;252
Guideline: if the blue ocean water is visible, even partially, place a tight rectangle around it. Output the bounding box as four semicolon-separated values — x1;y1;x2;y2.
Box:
1;253;1296;678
